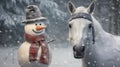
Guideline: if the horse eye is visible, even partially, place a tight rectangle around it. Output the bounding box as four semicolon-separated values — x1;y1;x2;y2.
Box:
35;24;37;26
69;24;72;28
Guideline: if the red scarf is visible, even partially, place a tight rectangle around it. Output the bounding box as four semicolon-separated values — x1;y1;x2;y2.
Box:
25;33;45;43
25;33;49;64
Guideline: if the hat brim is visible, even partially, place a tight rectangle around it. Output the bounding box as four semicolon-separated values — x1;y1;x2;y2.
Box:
22;17;47;23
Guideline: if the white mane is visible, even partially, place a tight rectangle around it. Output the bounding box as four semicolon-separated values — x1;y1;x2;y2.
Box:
91;16;105;34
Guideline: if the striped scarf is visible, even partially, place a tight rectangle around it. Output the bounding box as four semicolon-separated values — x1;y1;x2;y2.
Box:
25;33;49;64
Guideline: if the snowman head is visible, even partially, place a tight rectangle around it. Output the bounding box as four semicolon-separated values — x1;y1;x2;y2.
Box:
22;5;47;36
25;21;46;36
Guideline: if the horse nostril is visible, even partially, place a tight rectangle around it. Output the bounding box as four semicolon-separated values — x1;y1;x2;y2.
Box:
69;24;72;28
73;45;85;59
80;46;85;52
73;45;77;51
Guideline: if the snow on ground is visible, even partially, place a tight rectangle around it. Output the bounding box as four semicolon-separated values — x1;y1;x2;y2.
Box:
0;46;82;67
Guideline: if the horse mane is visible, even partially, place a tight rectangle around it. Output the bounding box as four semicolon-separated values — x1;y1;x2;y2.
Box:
91;15;106;34
91;15;120;41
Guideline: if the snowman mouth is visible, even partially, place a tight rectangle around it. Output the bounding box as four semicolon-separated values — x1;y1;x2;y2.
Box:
32;29;43;33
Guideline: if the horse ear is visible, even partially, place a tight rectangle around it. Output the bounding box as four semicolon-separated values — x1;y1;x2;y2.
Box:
67;1;76;14
87;1;95;14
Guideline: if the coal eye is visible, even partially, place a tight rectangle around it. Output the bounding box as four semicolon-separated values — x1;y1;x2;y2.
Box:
69;24;72;28
39;23;42;25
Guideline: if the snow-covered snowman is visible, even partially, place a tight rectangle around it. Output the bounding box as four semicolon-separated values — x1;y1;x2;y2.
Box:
18;5;51;67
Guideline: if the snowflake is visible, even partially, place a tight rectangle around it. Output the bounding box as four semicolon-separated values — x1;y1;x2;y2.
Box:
64;60;68;64
113;65;116;67
17;41;20;44
89;52;92;55
111;7;115;10
9;30;12;32
0;30;2;33
9;35;12;39
88;62;91;65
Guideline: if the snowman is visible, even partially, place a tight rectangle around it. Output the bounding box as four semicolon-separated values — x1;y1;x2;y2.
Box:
18;5;52;67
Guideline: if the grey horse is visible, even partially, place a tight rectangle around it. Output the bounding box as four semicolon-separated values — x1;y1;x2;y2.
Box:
67;1;120;67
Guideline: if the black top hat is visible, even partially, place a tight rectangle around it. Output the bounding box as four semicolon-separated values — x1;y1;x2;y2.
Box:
22;5;46;23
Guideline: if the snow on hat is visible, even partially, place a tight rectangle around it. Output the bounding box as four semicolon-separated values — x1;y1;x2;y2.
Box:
22;5;46;23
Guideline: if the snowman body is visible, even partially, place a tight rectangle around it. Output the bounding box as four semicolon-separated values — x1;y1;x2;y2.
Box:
18;22;51;67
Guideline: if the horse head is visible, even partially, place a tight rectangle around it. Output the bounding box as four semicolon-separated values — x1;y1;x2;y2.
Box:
67;1;95;59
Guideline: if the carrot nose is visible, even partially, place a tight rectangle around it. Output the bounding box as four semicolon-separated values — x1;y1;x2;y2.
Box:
36;25;46;31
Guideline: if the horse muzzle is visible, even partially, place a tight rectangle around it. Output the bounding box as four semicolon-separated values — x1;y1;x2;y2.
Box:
73;45;85;59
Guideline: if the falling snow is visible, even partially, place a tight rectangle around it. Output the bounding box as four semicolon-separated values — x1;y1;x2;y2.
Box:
0;47;82;67
1;0;120;67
